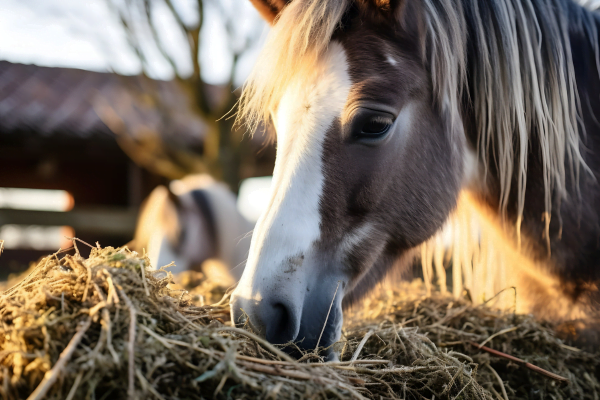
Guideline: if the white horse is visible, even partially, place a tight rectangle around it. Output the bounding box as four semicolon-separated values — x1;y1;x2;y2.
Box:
133;174;253;282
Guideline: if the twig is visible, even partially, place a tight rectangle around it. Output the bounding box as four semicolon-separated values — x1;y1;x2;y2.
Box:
65;237;95;249
119;289;138;398
558;343;581;352
162;338;214;356
315;281;341;352
371;366;437;375
26;317;92;400
68;237;80;258
351;330;374;363
104;271;119;305
477;326;518;349
235;360;366;399
162;337;387;369
139;260;150;297
233;359;312;380
88;301;107;318
441;364;465;395
453;376;473;399
102;308;119;363
217;327;296;363
468;341;569;383
139;324;173;349
81;265;92;303
211;291;233;307
214;372;229;396
483;286;517;307
486;364;509;400
236;357;389;367
65;370;84;400
136;369;166;400
489;386;506;400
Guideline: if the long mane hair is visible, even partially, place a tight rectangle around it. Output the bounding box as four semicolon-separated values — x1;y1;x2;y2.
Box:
239;0;600;240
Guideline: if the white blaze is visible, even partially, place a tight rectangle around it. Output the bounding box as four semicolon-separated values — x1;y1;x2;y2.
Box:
234;42;351;300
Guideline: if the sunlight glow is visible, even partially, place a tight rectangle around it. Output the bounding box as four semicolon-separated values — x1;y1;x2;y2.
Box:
0;188;74;212
0;0;265;85
0;225;75;250
419;191;589;320
237;176;272;223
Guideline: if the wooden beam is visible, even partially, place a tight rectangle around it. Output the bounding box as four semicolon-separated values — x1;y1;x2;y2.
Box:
0;208;138;236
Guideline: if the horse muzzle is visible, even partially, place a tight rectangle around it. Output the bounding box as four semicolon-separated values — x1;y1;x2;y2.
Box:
230;270;345;358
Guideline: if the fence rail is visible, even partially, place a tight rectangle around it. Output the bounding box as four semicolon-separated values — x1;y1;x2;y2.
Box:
0;208;138;236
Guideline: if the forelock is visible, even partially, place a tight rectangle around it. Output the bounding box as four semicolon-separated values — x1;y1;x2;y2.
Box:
237;0;351;133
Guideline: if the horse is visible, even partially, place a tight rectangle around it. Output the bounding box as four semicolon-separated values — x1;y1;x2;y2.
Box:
133;174;253;282
230;0;600;357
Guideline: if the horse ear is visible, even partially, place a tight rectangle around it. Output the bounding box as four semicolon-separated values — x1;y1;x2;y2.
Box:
249;0;290;25
361;0;402;12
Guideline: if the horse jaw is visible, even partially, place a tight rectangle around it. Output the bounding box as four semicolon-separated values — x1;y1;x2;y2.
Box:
231;42;351;349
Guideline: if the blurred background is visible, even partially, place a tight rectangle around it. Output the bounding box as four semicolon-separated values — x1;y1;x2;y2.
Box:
0;0;276;278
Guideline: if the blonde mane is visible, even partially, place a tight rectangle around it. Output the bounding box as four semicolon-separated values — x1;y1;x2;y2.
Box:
239;0;600;243
238;0;350;130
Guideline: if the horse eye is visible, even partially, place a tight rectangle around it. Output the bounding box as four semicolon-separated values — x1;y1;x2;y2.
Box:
360;116;393;137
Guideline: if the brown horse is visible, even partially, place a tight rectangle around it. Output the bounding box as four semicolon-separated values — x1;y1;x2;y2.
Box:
231;0;600;357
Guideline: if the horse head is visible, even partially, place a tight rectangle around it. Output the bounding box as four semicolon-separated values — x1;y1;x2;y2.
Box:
231;0;474;356
232;0;600;355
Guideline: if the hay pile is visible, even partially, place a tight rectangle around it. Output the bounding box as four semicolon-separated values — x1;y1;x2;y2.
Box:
343;281;600;399
0;245;598;399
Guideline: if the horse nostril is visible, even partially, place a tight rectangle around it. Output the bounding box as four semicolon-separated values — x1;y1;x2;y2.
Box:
230;296;298;345
264;302;297;344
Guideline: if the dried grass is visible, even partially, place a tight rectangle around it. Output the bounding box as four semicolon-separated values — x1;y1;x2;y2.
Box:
0;245;597;399
343;280;600;399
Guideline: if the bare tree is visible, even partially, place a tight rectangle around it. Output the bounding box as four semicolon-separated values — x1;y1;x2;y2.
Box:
105;0;265;189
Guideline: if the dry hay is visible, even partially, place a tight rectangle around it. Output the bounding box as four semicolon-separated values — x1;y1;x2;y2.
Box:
343;280;600;399
0;245;598;399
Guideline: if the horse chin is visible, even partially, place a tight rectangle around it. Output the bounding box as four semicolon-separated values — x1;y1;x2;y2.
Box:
294;287;345;358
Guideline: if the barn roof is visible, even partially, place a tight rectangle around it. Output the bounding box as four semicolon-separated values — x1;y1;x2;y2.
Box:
0;61;210;147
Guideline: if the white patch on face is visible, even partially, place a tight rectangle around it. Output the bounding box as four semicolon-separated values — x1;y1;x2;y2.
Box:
234;42;351;301
386;54;398;66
